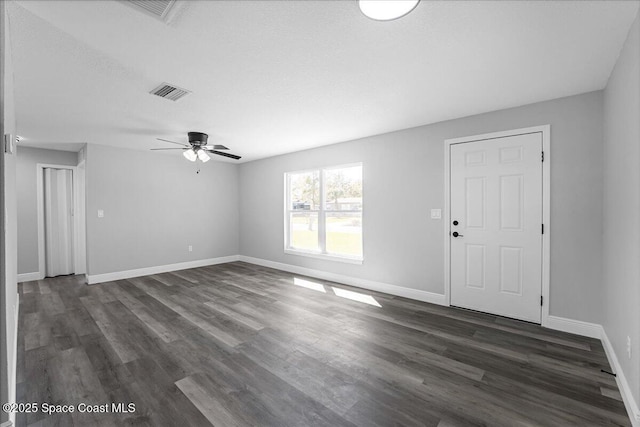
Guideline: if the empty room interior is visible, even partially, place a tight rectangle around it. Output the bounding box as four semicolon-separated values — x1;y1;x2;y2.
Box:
1;0;640;426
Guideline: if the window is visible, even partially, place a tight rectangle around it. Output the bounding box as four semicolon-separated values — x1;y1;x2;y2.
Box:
285;164;363;262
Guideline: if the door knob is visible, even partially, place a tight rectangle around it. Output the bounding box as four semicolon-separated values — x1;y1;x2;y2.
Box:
452;231;463;237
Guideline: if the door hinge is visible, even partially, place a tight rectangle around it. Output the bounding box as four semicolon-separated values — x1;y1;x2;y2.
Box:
541;296;543;306
542;151;544;162
541;224;544;234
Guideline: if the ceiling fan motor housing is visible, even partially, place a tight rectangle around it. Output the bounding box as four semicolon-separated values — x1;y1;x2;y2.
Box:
188;132;208;147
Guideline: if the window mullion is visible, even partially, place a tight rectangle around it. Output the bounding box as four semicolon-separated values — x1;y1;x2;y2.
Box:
285;174;291;249
318;169;326;254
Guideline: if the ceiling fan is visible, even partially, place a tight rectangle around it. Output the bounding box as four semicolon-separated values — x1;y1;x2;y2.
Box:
152;132;241;162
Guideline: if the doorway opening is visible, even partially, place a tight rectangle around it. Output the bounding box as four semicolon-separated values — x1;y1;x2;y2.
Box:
36;163;86;278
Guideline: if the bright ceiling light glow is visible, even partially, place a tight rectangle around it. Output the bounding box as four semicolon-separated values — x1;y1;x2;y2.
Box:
197;149;211;162
332;287;381;307
183;148;197;162
358;0;420;21
293;277;326;293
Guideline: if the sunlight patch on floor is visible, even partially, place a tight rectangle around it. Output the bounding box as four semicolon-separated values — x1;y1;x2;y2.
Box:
293;277;326;293
332;287;381;307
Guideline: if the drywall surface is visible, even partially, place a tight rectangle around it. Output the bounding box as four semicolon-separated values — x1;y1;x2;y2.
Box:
85;144;239;275
603;11;640;411
2;2;18;423
16;146;77;274
240;91;604;323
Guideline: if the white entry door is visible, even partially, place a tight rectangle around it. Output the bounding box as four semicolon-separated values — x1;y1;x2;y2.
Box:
450;132;543;323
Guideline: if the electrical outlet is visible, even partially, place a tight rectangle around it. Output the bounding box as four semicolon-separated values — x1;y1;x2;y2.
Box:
627;336;632;359
188;245;193;252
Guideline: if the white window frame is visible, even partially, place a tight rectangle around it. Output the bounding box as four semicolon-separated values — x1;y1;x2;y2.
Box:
284;163;363;264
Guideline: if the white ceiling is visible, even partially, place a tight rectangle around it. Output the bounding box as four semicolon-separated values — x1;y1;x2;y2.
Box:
7;0;639;162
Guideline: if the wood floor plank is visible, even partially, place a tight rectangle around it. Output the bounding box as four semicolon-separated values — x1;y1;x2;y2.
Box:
175;376;244;427
79;296;140;364
203;301;266;331
134;285;245;348
16;262;631;427
601;386;624;401
109;285;180;343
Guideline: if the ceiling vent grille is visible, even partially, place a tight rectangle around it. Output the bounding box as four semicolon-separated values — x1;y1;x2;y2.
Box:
150;83;191;102
124;0;180;22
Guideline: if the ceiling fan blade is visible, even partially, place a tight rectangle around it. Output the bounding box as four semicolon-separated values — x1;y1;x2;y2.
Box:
150;148;185;150
206;150;241;160
203;144;229;150
156;138;189;147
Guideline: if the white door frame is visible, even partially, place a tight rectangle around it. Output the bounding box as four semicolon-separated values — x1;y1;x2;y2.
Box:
443;125;551;326
36;163;87;278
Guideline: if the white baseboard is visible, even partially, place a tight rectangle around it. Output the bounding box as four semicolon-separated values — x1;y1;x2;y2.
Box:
545;316;640;426
238;255;447;306
544;315;602;339
5;293;19;427
601;329;640;426
17;272;41;283
86;255;240;285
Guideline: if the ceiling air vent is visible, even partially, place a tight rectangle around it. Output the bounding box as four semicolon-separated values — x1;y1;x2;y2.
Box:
150;83;191;102
123;0;182;23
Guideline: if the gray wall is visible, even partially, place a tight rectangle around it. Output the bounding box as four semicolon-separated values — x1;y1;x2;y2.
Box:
603;12;640;409
239;91;604;324
16;146;78;274
85;143;240;276
2;1;18;422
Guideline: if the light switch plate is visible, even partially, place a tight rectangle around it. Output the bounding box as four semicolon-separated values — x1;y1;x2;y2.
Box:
430;209;442;219
97;209;104;218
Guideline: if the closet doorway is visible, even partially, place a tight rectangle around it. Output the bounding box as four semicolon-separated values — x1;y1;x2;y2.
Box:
36;163;86;278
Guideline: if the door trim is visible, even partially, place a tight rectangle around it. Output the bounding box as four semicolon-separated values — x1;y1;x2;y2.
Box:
443;125;550;325
36;163;87;279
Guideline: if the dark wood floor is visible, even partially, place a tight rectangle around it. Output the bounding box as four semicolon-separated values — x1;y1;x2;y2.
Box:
16;262;630;426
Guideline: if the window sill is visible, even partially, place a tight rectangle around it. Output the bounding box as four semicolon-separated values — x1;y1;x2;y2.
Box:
284;249;363;265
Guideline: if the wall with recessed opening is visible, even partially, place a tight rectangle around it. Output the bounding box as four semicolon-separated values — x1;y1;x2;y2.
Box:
15;146;78;276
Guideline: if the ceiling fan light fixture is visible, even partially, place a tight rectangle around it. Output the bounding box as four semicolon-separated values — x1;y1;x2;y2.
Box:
197;149;211;163
358;0;419;21
153;132;241;161
183;148;197;162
